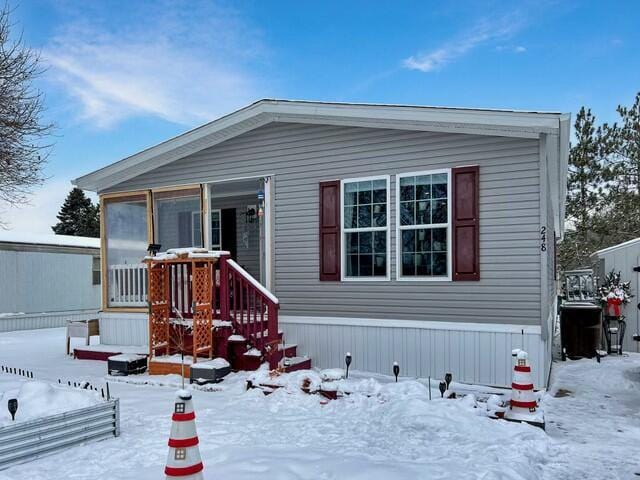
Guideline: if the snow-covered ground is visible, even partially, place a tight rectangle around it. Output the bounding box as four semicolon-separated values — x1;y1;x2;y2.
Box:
0;327;639;479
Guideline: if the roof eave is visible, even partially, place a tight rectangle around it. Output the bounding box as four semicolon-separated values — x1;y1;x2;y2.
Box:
74;99;570;193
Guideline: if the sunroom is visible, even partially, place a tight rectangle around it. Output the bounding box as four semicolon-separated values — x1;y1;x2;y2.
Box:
101;177;271;310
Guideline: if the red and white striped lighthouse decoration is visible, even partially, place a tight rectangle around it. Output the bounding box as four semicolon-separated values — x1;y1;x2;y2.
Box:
165;390;204;480
505;350;537;421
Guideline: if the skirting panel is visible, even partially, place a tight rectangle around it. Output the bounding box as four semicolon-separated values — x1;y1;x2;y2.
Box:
99;311;148;346
280;316;547;388
0;310;99;333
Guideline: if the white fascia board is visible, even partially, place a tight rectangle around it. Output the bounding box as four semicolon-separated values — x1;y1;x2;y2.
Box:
74;99;570;193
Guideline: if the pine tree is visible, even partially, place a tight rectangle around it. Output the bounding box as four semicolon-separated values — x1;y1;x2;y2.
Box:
598;92;640;242
558;108;606;269
51;188;100;237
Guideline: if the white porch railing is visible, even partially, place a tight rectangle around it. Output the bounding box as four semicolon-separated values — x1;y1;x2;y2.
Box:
108;263;148;307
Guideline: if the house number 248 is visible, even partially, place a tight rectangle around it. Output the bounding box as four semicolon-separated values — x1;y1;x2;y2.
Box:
540;226;547;252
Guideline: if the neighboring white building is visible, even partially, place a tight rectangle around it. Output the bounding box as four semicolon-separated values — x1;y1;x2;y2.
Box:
0;232;101;332
591;237;640;353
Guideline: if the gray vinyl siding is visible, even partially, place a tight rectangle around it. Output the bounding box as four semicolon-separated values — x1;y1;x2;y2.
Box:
106;122;542;326
0;248;101;315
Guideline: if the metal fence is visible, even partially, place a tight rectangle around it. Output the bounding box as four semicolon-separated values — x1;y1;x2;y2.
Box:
0;399;120;470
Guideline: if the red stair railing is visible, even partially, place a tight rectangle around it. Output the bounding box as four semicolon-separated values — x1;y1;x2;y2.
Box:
218;255;280;368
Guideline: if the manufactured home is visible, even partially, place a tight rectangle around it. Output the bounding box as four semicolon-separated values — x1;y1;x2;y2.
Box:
0;232;101;332
74;100;570;388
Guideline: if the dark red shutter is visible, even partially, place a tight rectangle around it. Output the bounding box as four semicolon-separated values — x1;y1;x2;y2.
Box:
452;166;480;281
319;180;341;281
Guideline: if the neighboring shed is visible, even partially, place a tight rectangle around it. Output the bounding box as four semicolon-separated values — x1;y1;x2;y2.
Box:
591;237;640;353
0;232;101;332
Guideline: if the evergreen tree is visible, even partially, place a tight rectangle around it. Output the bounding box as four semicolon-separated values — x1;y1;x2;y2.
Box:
558;108;606;269
598;92;640;241
52;188;100;237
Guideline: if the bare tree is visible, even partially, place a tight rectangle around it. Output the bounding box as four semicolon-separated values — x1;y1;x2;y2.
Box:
0;3;52;210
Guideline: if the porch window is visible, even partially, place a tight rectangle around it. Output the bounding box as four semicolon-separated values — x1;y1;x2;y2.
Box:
397;170;451;280
210;209;222;249
103;194;149;307
342;176;389;280
153;188;202;250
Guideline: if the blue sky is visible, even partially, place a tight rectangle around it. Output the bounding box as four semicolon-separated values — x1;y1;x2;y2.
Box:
4;0;640;233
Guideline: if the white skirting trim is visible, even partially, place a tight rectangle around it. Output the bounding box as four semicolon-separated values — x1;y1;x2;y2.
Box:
280;315;541;334
99;311;148;346
0;309;99;333
280;315;547;389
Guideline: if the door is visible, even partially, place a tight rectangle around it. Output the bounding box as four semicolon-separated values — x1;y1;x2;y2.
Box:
221;208;237;260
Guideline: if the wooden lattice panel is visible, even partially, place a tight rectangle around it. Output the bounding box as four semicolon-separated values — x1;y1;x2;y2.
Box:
147;263;170;356
192;263;212;359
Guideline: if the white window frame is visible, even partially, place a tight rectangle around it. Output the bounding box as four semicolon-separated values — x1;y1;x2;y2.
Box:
210;208;222;250
395;169;452;282
340;175;391;282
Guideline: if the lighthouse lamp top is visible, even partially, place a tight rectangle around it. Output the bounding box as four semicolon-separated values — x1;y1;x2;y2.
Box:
176;389;192;401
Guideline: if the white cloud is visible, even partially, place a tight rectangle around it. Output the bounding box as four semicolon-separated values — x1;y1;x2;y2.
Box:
43;3;266;128
0;179;96;234
404;14;526;72
514;45;527;53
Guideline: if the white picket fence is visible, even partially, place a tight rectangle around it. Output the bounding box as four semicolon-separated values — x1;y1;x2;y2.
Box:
108;263;148;307
0;399;120;470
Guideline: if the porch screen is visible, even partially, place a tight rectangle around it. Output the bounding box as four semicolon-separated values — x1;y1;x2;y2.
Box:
104;194;149;306
153;188;202;250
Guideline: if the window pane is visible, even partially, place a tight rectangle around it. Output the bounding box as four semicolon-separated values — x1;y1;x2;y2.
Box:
359;231;372;254
400;201;414;226
400;176;415;201
432;174;448;198
416;200;431;225
374;231;386;253
372;180;386;203
416;176;431;200
433;253;447;276
155;194;202;249
432;199;447;223
358;181;372;204
416;252;432;276
359;254;373;276
373;254;386;276
402;229;415;253
344;182;358;206
372;204;386;227
402;253;415;276
357;205;372;228
416;228;431;252
344;206;357;229
347;254;358;277
346;232;359;254
432;228;447;251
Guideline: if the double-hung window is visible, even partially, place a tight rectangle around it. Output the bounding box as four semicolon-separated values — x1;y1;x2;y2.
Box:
341;176;390;280
397;170;451;280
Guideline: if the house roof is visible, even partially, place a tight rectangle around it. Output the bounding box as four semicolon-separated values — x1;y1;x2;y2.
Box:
0;231;100;249
591;237;640;258
73;98;571;193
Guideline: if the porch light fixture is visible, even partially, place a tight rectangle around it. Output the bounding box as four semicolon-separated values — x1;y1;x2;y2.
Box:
7;398;17;421
245;207;256;223
439;381;446;398
345;352;352;379
393;361;400;382
444;372;452;390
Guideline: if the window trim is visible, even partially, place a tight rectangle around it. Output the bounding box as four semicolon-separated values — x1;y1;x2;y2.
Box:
340;175;391;282
210;208;222;250
395;169;452;282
